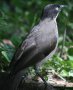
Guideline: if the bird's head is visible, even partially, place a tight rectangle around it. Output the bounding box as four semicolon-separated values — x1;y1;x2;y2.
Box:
41;4;65;20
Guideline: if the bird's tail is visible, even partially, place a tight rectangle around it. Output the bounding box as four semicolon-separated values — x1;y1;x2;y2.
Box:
8;70;25;90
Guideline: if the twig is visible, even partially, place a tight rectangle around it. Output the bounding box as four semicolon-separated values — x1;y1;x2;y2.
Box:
60;28;66;57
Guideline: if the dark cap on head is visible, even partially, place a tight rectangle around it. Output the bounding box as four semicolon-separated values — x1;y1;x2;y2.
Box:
41;4;64;20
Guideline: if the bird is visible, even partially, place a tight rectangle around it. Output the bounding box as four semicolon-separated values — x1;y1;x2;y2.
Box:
8;4;64;90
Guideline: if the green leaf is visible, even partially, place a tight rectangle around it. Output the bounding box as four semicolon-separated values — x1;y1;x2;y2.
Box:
60;70;68;77
68;55;73;60
68;23;73;29
1;51;10;62
69;70;73;77
68;47;73;56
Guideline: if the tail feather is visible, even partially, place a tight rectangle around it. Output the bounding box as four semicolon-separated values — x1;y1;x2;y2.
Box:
8;70;25;90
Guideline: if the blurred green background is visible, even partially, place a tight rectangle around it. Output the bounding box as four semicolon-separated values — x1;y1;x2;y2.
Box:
0;0;73;78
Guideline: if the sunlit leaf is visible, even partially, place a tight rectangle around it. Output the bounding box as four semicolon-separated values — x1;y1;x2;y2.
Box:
1;51;10;62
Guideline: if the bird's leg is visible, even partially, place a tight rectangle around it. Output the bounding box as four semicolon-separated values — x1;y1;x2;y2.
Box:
34;65;54;90
34;65;47;89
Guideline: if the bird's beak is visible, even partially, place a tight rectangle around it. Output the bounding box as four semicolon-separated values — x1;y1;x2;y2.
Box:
60;5;67;8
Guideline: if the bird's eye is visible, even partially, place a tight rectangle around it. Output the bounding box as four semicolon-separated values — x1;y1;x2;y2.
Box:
55;7;59;11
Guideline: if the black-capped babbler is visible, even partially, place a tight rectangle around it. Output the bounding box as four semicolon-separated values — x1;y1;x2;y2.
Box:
9;4;64;90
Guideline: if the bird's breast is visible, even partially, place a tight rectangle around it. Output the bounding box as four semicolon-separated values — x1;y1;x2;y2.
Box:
35;20;58;53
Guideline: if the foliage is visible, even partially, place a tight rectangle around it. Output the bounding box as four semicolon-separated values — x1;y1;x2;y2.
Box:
0;0;73;79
